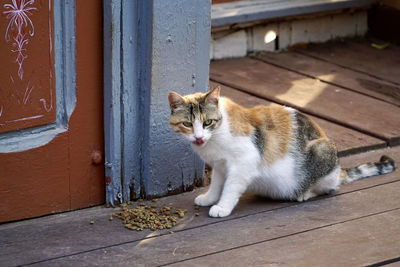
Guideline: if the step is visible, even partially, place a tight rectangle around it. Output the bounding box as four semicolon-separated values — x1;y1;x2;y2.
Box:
210;0;377;59
212;0;377;28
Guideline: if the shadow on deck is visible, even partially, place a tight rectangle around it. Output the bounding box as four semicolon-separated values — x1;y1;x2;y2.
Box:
1;39;400;266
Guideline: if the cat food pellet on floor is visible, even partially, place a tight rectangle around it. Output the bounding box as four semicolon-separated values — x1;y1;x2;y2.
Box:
112;203;188;231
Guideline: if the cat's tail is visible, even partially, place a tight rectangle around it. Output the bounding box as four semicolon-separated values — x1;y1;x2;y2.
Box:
340;155;397;184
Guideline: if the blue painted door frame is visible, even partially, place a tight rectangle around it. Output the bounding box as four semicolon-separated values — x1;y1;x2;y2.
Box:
103;0;211;205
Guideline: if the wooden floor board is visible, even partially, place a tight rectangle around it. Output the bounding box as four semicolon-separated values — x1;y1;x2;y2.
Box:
298;40;400;85
171;209;400;267
1;147;397;266
36;181;400;266
253;51;400;107
210;57;400;145
212;81;387;156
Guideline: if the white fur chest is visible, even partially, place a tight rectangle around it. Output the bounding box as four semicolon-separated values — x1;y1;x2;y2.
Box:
192;98;301;201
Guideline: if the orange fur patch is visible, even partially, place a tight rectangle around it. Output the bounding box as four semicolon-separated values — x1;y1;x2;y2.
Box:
223;98;253;136
256;106;292;164
223;98;292;164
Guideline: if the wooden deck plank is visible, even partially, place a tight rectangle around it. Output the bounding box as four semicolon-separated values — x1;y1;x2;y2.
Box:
172;210;400;267
298;40;400;85
210;57;400;145
3;147;399;266
37;180;400;266
253;51;400;106
212;81;386;156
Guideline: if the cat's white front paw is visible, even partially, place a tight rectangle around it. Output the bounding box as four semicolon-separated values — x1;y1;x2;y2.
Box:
209;205;232;218
296;190;316;202
194;194;216;207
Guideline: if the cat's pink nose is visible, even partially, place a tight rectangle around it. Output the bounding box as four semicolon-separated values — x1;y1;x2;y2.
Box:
194;138;205;145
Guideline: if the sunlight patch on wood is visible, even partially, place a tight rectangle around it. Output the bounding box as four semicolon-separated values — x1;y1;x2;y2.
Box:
275;78;329;107
136;232;159;247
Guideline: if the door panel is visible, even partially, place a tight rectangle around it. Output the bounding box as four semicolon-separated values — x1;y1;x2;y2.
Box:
0;0;56;133
0;0;104;223
0;135;70;222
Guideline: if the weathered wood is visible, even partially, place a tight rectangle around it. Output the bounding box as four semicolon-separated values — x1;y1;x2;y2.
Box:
24;179;400;266
103;0;123;206
173;210;400;267
298;40;400;85
1;147;399;266
254;51;400;106
103;0;210;202
210;58;400;145
211;81;386;156
211;0;376;27
144;0;210;198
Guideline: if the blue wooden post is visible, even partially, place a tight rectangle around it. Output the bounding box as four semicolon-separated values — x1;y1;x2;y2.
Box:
103;0;211;203
121;0;142;201
103;0;123;205
144;0;210;197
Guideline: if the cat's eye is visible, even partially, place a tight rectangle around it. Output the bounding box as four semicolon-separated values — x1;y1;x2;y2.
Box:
203;119;213;127
182;121;192;127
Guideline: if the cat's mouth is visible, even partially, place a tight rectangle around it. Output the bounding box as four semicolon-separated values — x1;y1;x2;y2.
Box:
192;138;206;146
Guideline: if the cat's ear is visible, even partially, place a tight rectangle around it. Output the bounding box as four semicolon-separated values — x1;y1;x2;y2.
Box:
168;91;185;111
205;86;221;105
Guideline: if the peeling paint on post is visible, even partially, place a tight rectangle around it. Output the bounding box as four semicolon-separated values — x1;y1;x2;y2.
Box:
121;0;141;201
144;0;210;197
103;0;211;203
103;0;123;205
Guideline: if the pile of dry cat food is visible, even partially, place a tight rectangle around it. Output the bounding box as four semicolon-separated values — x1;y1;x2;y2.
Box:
111;200;188;231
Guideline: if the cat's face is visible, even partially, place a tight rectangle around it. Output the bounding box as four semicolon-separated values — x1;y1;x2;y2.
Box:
168;87;222;147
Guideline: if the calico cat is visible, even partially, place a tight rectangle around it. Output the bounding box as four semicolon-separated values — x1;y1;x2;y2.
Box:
168;86;397;218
